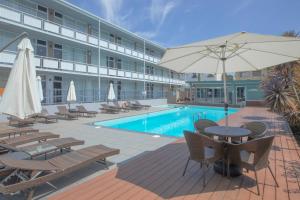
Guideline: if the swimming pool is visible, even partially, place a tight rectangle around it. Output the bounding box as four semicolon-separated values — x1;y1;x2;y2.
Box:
94;106;239;138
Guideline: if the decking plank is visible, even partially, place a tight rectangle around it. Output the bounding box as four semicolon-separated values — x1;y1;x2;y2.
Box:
49;107;300;200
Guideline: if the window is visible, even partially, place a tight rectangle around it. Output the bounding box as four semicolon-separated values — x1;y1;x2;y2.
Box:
192;73;197;78
54;12;62;18
109;34;115;43
37;5;47;19
54;11;63;24
53;44;62;59
117;81;122;100
36;40;47;56
106;56;114;68
171;71;174;79
146;66;154;75
116;37;122;45
116;59;122;69
146;83;154;98
253;70;262;77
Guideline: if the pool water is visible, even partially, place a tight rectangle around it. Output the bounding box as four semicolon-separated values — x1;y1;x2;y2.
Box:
94;106;239;138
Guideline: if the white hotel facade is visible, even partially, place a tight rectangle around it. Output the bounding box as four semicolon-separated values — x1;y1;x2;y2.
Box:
0;0;185;105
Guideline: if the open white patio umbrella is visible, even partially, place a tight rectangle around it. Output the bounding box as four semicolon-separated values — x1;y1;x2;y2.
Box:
107;82;116;102
159;32;300;125
67;80;77;104
36;76;44;102
0;38;42;119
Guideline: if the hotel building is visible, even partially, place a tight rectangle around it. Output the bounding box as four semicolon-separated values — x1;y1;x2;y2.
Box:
0;0;185;105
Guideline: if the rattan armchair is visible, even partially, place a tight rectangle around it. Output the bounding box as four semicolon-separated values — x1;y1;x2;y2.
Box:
242;121;267;141
183;131;225;186
194;119;218;138
226;135;278;195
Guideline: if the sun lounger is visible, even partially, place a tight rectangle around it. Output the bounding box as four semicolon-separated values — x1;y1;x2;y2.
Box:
132;100;151;109
55;106;78;120
7;116;35;127
36;108;59;123
0;127;38;138
76;105;98;117
113;102;130;112
0;132;59;146
125;101;143;110
100;104;120;113
0;144;120;199
0;137;84;158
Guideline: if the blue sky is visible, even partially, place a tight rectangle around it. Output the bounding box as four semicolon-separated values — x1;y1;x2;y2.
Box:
67;0;300;47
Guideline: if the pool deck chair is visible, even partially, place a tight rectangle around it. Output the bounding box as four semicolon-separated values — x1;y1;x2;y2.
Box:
125;101;143;110
0;145;120;199
0;137;84;159
100;104;120;113
7;117;35;127
76;105;98;117
113;102;130;112
0;132;59;146
0;127;39;138
132;101;151;109
55;106;78;120
36;109;59;123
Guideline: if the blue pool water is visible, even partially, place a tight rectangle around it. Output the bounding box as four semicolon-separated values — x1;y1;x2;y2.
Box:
94;106;239;138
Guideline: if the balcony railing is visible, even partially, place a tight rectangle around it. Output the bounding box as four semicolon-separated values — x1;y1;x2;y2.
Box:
0;4;161;65
0;51;185;85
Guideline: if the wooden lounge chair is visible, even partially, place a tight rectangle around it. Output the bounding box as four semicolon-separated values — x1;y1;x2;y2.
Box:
100;104;120;113
76;105;98;117
0;145;120;199
0;127;39;139
55;106;78;120
0;132;59;146
226;136;278;195
113;102;130;112
183;131;224;186
36;108;59;123
124;101;143;110
132;100;151;109
7;116;35;127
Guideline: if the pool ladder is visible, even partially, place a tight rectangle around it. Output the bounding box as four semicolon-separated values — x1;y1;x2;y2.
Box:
192;112;207;122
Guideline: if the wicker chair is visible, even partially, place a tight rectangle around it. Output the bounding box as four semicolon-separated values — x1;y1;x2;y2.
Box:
242;121;267;141
194;119;218;138
183;131;224;186
226;135;278;195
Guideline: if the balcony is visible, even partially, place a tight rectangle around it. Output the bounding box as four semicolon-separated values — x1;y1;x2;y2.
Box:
0;51;185;85
0;4;161;65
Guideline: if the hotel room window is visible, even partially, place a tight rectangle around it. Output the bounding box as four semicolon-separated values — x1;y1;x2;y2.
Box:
53;44;62;59
36;40;47;57
54;11;63;25
106;56;114;68
116;37;122;45
109;34;115;43
37;5;47;20
116;59;122;69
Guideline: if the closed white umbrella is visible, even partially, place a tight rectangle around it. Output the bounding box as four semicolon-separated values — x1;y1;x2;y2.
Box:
67;80;76;102
159;32;300;125
36;76;44;102
0;38;42;119
107;83;116;102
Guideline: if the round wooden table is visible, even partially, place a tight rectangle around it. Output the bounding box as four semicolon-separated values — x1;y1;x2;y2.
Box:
204;126;252;177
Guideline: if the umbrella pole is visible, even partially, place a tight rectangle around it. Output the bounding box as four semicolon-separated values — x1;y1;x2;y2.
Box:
221;46;228;127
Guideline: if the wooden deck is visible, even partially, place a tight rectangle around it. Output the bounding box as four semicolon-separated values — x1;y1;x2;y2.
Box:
50;107;300;200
